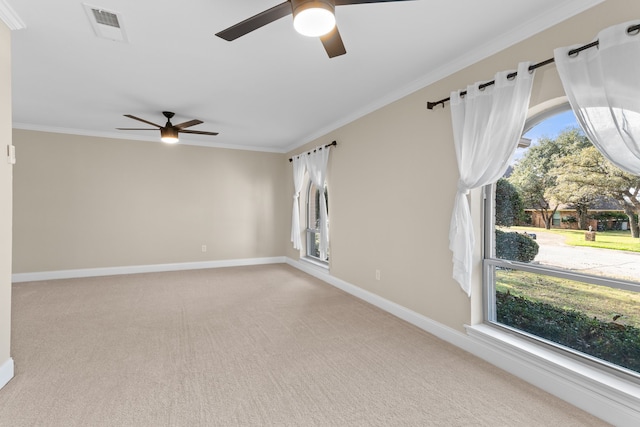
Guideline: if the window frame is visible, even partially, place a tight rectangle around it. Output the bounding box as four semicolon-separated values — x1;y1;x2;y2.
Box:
305;180;329;265
482;105;640;381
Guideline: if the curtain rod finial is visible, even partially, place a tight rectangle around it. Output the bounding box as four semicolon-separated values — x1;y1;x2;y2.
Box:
427;101;445;110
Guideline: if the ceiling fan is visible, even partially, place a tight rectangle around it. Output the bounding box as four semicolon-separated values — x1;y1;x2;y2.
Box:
215;0;414;58
117;111;219;143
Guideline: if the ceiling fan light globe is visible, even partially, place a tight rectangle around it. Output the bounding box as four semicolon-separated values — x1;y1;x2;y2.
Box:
293;1;335;37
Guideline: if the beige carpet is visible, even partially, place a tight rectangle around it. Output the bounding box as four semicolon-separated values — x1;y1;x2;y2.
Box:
0;264;607;426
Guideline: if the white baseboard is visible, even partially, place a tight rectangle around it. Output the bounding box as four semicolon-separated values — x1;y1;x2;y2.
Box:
0;357;14;390
12;257;286;283
285;257;640;427
285;257;471;348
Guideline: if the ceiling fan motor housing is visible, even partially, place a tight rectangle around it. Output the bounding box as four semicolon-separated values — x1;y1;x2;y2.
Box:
292;0;335;13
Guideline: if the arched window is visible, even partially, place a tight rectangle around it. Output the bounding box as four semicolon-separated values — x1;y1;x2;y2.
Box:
484;103;640;377
306;181;328;262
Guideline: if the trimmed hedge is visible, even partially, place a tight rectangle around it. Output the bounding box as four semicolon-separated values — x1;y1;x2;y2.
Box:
497;291;640;373
495;230;539;263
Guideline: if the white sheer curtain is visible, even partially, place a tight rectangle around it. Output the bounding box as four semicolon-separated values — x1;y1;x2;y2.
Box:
554;20;640;175
449;61;535;296
290;156;306;250
305;146;331;260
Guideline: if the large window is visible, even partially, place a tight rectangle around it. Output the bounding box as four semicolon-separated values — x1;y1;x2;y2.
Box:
306;181;328;263
484;107;640;378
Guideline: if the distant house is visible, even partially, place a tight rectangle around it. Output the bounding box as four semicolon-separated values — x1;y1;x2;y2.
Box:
524;197;629;231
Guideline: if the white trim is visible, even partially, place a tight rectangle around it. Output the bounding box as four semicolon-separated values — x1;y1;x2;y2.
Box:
12;257;286;283
0;0;25;30
0;357;14;390
300;256;329;270
286;257;470;349
466;325;640;426
12;124;286;154
286;257;640;426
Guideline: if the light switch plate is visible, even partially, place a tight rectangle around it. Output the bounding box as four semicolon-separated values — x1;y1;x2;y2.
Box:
7;145;15;164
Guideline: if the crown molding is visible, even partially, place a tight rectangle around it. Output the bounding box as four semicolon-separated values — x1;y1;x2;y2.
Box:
0;0;25;30
12;123;287;153
284;0;605;153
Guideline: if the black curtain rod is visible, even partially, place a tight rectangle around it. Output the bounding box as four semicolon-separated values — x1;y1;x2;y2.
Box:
289;141;337;162
426;23;640;110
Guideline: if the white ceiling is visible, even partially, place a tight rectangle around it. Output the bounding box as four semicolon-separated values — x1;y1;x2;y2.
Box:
5;0;602;153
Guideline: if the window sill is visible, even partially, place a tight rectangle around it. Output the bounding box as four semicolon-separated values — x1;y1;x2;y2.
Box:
301;256;329;270
465;323;640;424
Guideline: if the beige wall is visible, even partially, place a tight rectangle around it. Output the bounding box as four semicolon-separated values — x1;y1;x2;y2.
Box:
0;21;12;371
286;0;640;331
12;131;289;272
10;1;639;335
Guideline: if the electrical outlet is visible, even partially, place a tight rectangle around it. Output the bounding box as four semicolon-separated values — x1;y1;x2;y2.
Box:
375;269;381;281
201;245;207;252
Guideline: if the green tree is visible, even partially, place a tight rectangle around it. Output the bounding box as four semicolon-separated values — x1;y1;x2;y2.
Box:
552;146;640;238
546;152;601;230
495;178;524;227
508;129;591;229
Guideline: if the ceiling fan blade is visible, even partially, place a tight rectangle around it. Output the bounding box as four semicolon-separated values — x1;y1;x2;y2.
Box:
174;119;203;129
321;26;346;58
335;0;415;5
216;2;292;41
116;128;160;130
123;114;162;128
180;129;219;136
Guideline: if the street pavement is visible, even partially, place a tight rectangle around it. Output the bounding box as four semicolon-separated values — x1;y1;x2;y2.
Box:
526;230;640;282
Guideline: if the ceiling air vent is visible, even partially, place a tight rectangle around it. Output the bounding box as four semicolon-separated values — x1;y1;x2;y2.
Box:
92;9;119;28
83;3;128;42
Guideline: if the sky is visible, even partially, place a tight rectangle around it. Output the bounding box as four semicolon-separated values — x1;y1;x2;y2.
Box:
523;110;578;141
511;110;580;163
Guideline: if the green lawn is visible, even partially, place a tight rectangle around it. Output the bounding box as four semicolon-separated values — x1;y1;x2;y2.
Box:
496;269;640;328
511;226;640;252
